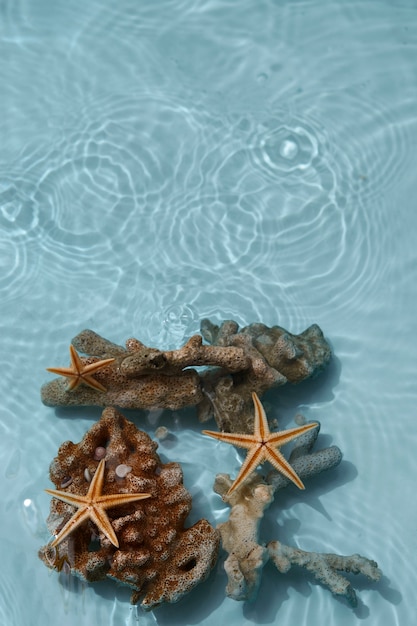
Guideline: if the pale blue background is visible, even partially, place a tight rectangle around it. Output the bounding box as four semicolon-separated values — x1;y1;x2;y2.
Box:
0;1;416;624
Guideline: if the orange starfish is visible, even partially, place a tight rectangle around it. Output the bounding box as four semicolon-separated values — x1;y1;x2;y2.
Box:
45;459;151;548
202;392;318;494
46;344;115;392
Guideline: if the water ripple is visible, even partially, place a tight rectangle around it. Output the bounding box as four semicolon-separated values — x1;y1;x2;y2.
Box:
0;175;41;236
318;90;409;204
250;117;323;184
0;541;23;626
0;235;38;302
235;90;409;316
160;190;261;272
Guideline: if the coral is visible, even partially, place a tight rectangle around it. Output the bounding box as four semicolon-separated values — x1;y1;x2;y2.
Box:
41;329;204;412
203;392;319;494
268;544;380;607
212;423;381;606
198;319;331;432
200;319;330;383
38;320;382;610
38;408;220;610
41;319;331;433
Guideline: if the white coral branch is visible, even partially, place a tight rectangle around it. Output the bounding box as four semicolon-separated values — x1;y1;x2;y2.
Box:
213;424;381;606
268;542;381;607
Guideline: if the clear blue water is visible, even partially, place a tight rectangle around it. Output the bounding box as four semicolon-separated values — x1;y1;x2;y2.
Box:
1;0;416;624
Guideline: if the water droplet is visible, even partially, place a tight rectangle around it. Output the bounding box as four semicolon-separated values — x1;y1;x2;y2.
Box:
280;139;298;160
258;124;319;175
22;498;41;534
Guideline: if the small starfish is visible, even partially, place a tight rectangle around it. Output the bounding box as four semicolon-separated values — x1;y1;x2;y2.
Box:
45;459;151;548
202;392;318;494
46;344;115;392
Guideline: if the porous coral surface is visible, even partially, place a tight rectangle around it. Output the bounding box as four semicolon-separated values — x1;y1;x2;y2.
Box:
41;319;332;433
213;422;381;606
38;408;220;609
198;319;332;431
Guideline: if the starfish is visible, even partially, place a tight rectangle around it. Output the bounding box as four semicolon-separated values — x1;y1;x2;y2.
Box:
202;392;318;494
46;344;115;392
45;458;151;548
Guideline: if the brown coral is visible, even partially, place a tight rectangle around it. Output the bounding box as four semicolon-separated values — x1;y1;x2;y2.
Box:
40;319;332;433
38;408;220;609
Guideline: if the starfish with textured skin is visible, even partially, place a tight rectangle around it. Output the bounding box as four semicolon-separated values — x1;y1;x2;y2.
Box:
45;459;151;548
203;392;318;494
46;344;115;392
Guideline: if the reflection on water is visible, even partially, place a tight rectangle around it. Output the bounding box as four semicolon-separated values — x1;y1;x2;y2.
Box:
0;541;23;626
1;87;407;320
0;0;416;625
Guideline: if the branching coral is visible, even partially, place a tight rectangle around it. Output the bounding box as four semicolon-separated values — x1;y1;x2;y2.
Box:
198;319;331;432
38;408;220;610
41;319;331;433
212;423;381;606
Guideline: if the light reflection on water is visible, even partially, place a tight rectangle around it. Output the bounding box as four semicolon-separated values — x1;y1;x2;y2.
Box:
0;0;416;625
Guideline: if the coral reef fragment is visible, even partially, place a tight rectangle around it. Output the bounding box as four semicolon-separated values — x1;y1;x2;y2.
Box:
41;319;331;433
39;408;220;609
213;422;381;606
38;317;383;611
203;392;318;493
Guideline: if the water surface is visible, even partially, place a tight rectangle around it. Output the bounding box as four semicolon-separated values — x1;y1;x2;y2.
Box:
1;1;416;624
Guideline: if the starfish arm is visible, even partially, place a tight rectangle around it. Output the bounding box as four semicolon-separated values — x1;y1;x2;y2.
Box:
265;445;306;489
46;366;77;377
89;507;119;547
69;344;83;373
46;365;82;391
252;391;270;440
49;507;91;547
88;458;106;496
82;357;116;374
202;429;256;450
227;445;266;494
88;461;151;506
45;488;88;508
97;492;151;507
80;373;108;392
45;462;151;549
268;422;318;446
